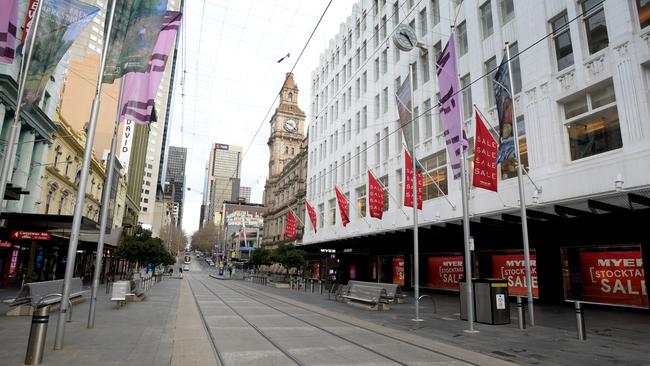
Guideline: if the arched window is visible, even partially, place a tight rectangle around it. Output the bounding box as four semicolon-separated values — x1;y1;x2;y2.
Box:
53;146;62;169
58;191;68;215
64;156;72;177
288;92;293;102
284;146;289;154
291;147;295;155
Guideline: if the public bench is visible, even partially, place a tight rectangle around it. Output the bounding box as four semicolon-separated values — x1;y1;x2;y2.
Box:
6;278;86;316
347;280;407;303
341;284;389;310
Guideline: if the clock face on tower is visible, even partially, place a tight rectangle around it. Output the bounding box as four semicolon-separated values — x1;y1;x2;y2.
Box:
284;119;297;133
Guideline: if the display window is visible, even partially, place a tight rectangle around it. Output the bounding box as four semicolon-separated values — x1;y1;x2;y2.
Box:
491;252;539;298
562;245;647;309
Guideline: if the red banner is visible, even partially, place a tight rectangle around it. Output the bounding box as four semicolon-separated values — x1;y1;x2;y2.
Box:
404;150;422;209
472;112;498;192
8;246;19;277
367;170;384;219
578;250;647;308
285;210;297;239
392;257;405;285
428;256;464;290
312;261;320;279
491;253;539;298
335;187;350;226
10;231;51;241
305;200;317;232
20;0;40;45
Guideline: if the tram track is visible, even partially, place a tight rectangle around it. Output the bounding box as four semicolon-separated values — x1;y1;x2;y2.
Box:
219;280;484;366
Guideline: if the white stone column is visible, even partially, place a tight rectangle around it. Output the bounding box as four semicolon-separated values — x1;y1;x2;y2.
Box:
6;129;35;212
22;141;50;213
613;42;648;145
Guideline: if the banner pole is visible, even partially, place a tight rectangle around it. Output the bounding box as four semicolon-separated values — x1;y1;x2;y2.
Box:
54;0;117;350
460;148;476;332
408;63;421;322
506;42;535;326
88;78;124;328
0;0;44;214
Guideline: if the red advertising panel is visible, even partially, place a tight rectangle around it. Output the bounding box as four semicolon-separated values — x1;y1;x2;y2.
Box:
312;262;320;279
350;265;356;280
392;257;404;285
491;253;539;298
8;247;19;277
427;256;464;290
577;250;647;308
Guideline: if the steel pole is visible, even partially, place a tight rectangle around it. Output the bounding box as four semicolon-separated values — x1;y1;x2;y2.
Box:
54;0;117;350
0;0;44;213
88;79;124;328
506;43;535;327
460;151;476;332
408;64;421;322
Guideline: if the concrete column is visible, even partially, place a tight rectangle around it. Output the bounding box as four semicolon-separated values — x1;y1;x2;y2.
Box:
0;119;20;211
6;129;35;212
0;103;6;134
22;141;50;213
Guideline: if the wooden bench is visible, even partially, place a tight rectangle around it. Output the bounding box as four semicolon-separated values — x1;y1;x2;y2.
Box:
348;280;407;303
6;278;86;316
341;284;389;310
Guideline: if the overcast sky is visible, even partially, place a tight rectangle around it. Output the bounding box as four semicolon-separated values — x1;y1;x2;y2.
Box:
167;0;356;234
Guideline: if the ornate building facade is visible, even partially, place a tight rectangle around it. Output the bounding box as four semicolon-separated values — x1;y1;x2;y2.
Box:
262;73;308;248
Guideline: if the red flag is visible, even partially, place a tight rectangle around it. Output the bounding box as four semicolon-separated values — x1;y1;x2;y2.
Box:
367;171;384;219
472;111;498;192
285;210;297;239
305;200;318;232
404;150;423;209
335;187;350;227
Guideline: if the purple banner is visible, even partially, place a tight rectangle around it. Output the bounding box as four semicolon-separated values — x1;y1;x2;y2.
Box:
436;35;468;180
119;11;181;124
0;0;19;63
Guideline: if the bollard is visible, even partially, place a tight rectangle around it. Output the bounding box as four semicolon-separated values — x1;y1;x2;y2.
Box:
517;297;526;330
304;278;307;292
310;279;314;293
25;304;51;365
575;301;586;341
319;280;324;295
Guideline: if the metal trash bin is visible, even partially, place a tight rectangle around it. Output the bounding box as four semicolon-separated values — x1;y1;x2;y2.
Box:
460;278;510;325
25;304;51;365
475;278;510;325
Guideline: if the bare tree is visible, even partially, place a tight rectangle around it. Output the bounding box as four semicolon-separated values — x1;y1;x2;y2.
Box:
190;222;223;253
160;224;188;255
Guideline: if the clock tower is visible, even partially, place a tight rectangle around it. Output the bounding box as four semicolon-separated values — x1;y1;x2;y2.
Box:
267;72;305;178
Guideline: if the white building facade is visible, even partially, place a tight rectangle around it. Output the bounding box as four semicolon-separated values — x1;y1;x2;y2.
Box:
304;0;650;305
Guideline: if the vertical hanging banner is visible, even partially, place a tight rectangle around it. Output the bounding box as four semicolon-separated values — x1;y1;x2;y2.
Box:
305;200;318;232
404;150;422;209
436;35;468;180
0;0;19;63
285;209;297;239
119;11;181;124
335;187;350;227
20;0;40;46
22;0;100;105
393;257;405;285
492;56;516;163
367;170;384;219
102;0;169;84
395;71;413;152
472;111;498;191
119;119;134;173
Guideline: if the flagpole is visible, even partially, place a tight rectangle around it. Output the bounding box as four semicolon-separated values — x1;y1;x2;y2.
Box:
0;0;43;214
54;0;117;350
88;78;124;328
287;205;306;226
408;63;422;322
506;42;535;326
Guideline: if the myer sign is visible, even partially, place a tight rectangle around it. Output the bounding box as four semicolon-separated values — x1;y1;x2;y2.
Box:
119;119;134;173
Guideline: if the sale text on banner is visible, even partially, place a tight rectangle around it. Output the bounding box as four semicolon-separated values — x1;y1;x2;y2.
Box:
576;250;647;308
491;253;539;298
393;257;405;286
427;256;464;290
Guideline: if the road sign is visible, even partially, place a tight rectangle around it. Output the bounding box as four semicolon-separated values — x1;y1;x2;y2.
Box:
10;231;51;241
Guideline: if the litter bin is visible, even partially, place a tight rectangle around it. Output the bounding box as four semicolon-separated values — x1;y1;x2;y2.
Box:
459;278;510;325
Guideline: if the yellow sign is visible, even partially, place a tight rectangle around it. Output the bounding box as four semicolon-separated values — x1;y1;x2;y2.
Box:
231;251;236;259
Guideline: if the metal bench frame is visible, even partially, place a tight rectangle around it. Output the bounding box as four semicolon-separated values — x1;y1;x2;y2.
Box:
347;280;407;303
342;284;389;310
10;278;86;307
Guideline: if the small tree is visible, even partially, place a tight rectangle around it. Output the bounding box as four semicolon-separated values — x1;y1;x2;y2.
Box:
249;247;271;270
270;244;304;276
116;226;175;270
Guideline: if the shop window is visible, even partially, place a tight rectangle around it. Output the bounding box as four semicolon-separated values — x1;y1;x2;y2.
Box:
551;12;574;71
563;83;622;161
421;149;448;200
582;0;609;54
356;186;366;218
637;0;650;28
500;116;527;180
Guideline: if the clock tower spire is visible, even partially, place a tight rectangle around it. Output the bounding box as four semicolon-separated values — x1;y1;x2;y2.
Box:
267;72;305;179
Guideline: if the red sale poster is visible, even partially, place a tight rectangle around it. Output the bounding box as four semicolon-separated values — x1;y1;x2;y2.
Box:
578;250;647;308
427;256;464;290
392;257;404;285
491;253;539;298
312;262;320;279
